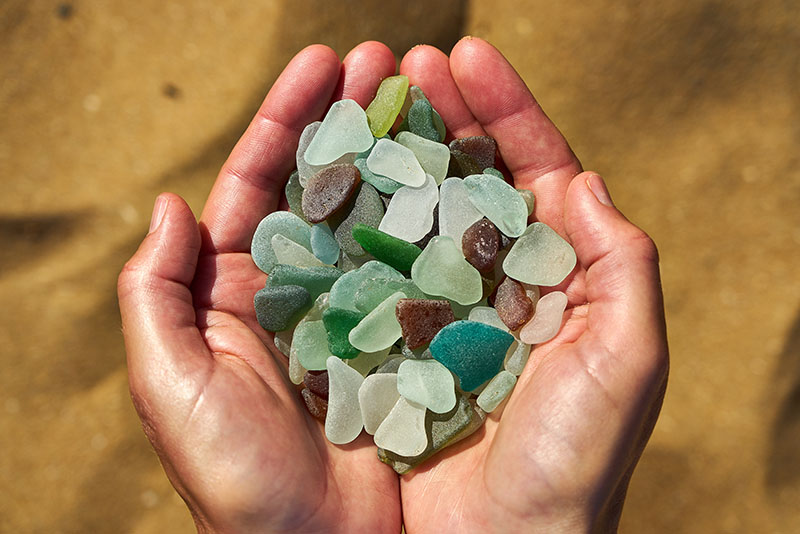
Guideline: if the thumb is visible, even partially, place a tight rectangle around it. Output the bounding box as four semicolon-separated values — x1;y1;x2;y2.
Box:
118;193;209;424
563;172;668;384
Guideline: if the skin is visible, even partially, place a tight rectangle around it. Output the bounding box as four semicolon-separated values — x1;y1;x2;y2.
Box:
118;38;668;534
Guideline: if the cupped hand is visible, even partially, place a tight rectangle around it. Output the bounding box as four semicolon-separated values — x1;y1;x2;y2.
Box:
118;42;402;534
395;38;669;533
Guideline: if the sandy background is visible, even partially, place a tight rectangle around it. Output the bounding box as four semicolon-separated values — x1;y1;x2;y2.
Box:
1;1;798;532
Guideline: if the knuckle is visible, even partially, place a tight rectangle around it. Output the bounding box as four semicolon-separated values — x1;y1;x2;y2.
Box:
628;228;660;265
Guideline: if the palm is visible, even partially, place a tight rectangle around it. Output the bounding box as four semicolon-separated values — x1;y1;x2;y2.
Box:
169;251;399;532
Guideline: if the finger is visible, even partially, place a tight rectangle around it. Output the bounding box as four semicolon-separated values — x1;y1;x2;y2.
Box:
200;45;341;254
564;172;668;388
398;44;485;140
332;40;398;107
118;193;210;418
449;37;582;234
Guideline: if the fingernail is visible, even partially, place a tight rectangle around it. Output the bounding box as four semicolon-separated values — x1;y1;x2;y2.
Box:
148;195;168;234
586;174;614;207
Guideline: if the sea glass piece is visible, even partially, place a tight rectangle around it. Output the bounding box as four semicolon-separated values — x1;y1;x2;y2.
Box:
325;356;365;444
461;218;500;273
273;329;292;357
284;170;308;223
519;291;568;344
301;388;328;421
397;359;457;414
304;99;373;166
467;306;508;332
401;344;432;360
378;174;438;243
354;157;403;194
322;307;366;359
503;222;577;286
504;340;531;376
395;131;450;185
348;291;406;352
289;293;329;383
483;167;504;179
354;278;425;313
254;284;311;332
404;86;445;141
292;320;336;371
493;277;534;331
310;223;340;265
476;370;517;413
411;236;482;305
348;347;392;376
448;149;482;178
289;350;307;385
395;298;455;349
271;234;327;268
438;178;484;253
334;182;385;257
374;396;428;457
367;139;426;187
522;282;541;307
413;205;438;250
296;121;322;183
351;223;422;272
296;122;358;186
449;136;497;170
407;99;440;142
366;75;409;137
301;164;361;223
518;188;535;216
463;173;528;238
251;212;312;273
429;320;515;391
377;356;406;374
359;373;401;434
337;251;362;272
303;370;329;400
378;396;485;474
265;265;343;301
329;260;404;311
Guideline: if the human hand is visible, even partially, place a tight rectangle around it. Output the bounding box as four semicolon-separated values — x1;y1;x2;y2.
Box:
118;42;403;534
394;38;669;533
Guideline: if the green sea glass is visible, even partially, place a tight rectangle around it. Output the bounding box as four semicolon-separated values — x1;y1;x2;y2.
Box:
410;236;482;305
503;222;577;286
251;211;312;273
266;265;343;301
365;75;409;138
322;307;366;359
254;284;311;332
292;320;336;371
463;173;528;238
351;223;422;272
348;291;406;353
354;278;425;313
329;260;404;312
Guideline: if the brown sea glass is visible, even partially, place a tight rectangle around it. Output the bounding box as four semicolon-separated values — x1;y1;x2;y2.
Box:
301;163;361;223
449;136;497;170
462;218;500;274
395;298;456;349
303;370;329;400
301;387;328;421
492;276;534;331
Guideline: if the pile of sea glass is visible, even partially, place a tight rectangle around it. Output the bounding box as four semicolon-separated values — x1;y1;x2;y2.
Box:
251;75;576;473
